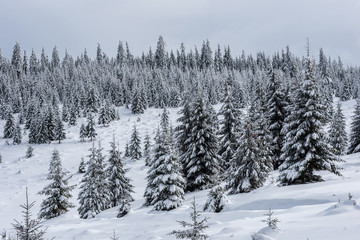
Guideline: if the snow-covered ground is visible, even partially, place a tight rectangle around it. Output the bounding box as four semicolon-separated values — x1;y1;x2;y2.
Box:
1;100;360;240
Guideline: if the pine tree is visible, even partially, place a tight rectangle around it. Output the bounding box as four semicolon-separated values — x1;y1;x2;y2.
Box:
54;115;66;143
348;99;360;154
85;114;97;141
78;143;110;219
217;85;241;172
143;132;152;166
79;123;87;142
226;111;271;194
38;150;75;219
169;197;209;240
203;185;228;213
129;125;142;161
265;69;287;169
12;120;22;145
107;136;134;208
279;53;342;185
26;145;34;158
78;156;86;173
3;109;15;139
13;188;47;240
182;96;220;192
329;102;347;155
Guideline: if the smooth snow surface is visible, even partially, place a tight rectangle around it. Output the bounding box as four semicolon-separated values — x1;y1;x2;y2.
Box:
1;100;360;239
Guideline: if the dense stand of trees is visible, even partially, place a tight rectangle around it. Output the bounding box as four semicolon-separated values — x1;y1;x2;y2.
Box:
2;37;360;237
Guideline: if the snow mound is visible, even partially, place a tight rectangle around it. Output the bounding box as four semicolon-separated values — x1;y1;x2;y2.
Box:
322;199;360;216
252;227;281;240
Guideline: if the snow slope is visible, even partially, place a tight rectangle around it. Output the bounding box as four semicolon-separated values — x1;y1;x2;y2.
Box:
0;100;360;240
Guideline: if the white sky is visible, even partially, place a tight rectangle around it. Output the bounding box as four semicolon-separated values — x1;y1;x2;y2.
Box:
1;0;360;65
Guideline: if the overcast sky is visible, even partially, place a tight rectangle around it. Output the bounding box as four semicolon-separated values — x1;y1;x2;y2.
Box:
1;0;359;65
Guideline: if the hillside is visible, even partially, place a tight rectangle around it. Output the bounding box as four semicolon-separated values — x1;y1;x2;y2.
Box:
0;99;359;240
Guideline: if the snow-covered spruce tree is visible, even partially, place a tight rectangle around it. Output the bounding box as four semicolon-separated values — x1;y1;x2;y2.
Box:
68;106;77;126
265;68;287;169
85;114;97;141
203;185;228;213
131;88;146;115
182;95;220;192
329;102;347;155
279;54;342;185
226;110;271;194
26;145;34;158
144;128;162;206
61;105;69;122
3;109;15;139
117;199;131;218
79;123;87;142
147;121;185;211
107;136;134;208
143;132;152;166
13;188;47;240
217;84;241;172
175;99;193;170
78;142;110;219
169;197;209;240
83;88;100;115
54;115;66;143
347;99;360;154
78;156;86;173
12;120;22;145
38;149;75;219
98;100;115;126
129;124;142;161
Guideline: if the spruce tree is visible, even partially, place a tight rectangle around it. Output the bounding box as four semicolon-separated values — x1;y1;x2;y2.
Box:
38;150;75;219
45;106;56;141
78;142;110;219
68;106;77;126
79;123;87;142
13;188;47;240
85;114;97;141
143;132;152;166
217;85;241;172
78;156;86;173
26;145;34;158
117;199;131;218
203;185;228;213
148;122;185;211
329;102;347;155
144;128;162;206
348;99;360;154
54;116;66;143
107;136;134;208
129;125;142;161
169;197;209;240
279;54;342;185
226;111;271;194
265;69;287;169
3;109;15;139
182;96;220;192
12;120;22;145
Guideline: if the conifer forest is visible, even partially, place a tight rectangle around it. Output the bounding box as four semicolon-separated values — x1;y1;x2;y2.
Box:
1;35;360;240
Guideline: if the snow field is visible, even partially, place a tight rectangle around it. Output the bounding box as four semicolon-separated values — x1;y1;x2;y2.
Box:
0;100;360;239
